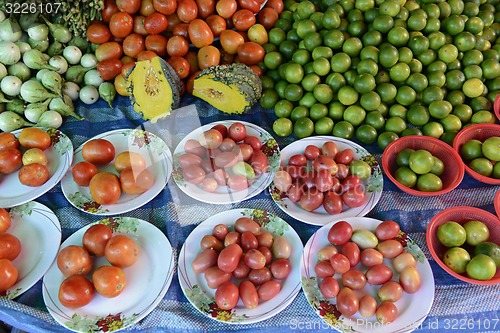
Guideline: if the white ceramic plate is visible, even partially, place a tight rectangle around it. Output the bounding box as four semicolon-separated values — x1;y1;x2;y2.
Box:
0;128;73;208
42;217;175;333
178;208;303;324
301;217;434;333
172;121;280;204
3;201;61;299
61;129;172;215
269;136;383;226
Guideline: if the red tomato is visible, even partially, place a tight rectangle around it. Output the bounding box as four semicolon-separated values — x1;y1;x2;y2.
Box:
0;148;22;174
109;12;134;38
196;0;215;18
104;235;140;268
139;0;156;16
102;0;119;23
265;0;284;14
89;172;122;205
145;34;168;57
167;35;189;57
328;221;353;246
192;248;218;274
92;265;127;298
87;22;112;44
237;42;265;65
97;58;123;81
215;282;239;310
95;42;123;62
121;61;135;78
257;7;279;30
71;161;98;187
144;12;169;35
232;9;256;31
153;0;177;15
342;187;366;208
239;280;258;309
173;22;190;38
18;128;51;150
116;0;140;14
341;269;367;290
57;245;93;277
257;280;281;301
248;267;272;285
336;287;359;317
204;266;232;289
0;233;21;261
120;168;155;195
0;132;19;151
216;0;237;19
177;0;198;22
217;243;243;273
133;15;148;36
0;259;17;293
197;45;220;69
238;0;260;13
270;258;291;279
58;275;95;308
82;139;115;165
167;56;191;79
200;235;224;251
188;19;214;48
122;33;145;58
206;14;226;37
137;50;158;61
0;208;11;233
114;151;147;173
82;224;113;257
219;29;245;54
18;164;50;187
319;276;339;298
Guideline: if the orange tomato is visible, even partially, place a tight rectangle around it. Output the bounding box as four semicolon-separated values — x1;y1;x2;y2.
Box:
257;7;279;30
137;50;158;61
188;19;214;48
185;50;200;74
220;29;245;54
122;33;145;58
114;75;129;96
250;65;263;76
144;12;169;35
153;0;177;15
139;0;156;16
167;35;189;57
109;12;134;38
206;14;226;37
173;22;190;39
145;34;168;57
116;0;140;14
95;41;123;62
0;233;21;261
133;15;148;36
97;58;123;81
265;0;284;14
168;56;191;79
0;132;19;151
198;45;221;69
232;9;256;31
0;208;11;233
186;70;201;94
92;265;127;298
18;128;51;150
177;0;198;23
104;235;140;268
166;12;182;31
237;41;265;65
102;0;119;23
195;0;215;18
86;22;112;44
120;55;135;64
0;259;18;293
89;172;121;205
238;0;260;13
216;0;237;19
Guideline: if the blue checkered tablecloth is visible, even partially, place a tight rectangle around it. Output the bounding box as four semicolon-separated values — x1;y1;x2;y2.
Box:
0;94;499;333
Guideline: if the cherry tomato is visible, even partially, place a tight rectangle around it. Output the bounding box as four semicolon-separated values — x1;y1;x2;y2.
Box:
377;239;404;259
341;269;367;290
376;302;398;324
257;280;281;301
0;259;17;293
133;15;148;36
58;274;95;308
192;248;218;273
237;42;265;65
375;220;401;241
215;282;239;310
122;33;145;58
92;265;127;298
109;12;134;38
145;34;168;57
167;56;190;79
167;35;189;57
104;235;140;268
87;22;112;44
216;0;237;18
319;276;339;298
144;12;169;35
212;224;229;241
57;245;93;277
153;0;177;15
97;58;123;81
200;235;224;251
359;295;377;318
18;163;50;187
82;139;115;165
102;0;119;23
329;253;350;274
116;0;140;14
188;19;214;48
18;128;51;150
366;264;394;285
341;242;361;267
82;224;113;257
256;7;279;30
196;0;215;18
204;266;232;289
239;280;258;309
219;29;244;55
89;172;121;205
0;148;22;174
177;0;198;22
336;287;359;317
0;208;11;233
399;266;421;294
206;14;226;37
0;233;21;261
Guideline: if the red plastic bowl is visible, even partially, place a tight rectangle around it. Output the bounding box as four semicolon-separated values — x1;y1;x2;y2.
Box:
452;124;500;185
495;190;500;219
426;206;500;285
494;94;500;122
382;135;464;196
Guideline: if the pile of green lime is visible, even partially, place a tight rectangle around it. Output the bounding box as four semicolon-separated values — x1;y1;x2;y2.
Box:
394;148;444;192
460;136;500;179
261;0;500;146
437;220;499;281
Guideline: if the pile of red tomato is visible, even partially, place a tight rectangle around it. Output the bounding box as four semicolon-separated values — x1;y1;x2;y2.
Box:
88;0;284;95
191;216;292;310
0;208;21;294
57;224;140;308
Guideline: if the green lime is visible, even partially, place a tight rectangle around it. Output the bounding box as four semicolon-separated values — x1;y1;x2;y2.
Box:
462;78;486;98
460;139;483;161
463;220;490;247
291;105;309;121
409;149;435;174
417;173;443;192
343;105;366;126
301;73;321;92
387;27;410;47
395;166;417;188
312;46;333;60
365;111;386;130
377;83;398;103
353;73;376;94
357;59;379;76
313;84;333;104
360;46;380;62
440;114;462;132
360;91;381;111
407;105;430;126
453;105;473;123
464;65;483;80
417;49;438;66
428;31;447;51
298;92;317;108
274;100;294;118
284;84;304;102
398;47;413;64
325;73;346;92
292;49;311;66
474;242;500;267
446;90;466;106
395;85;417;106
385;116;406;134
471;111;496;125
273;118;293;137
390;62;411;82
430;156;444;176
260;89;279;109
322;10;341;29
482;137;500;162
466;254;496;280
429;100;453;119
440;131;458;146
396;148;415;167
437;221;467;247
328;101;345;121
481;59;500;80
422;86;445;105
331;52;351;73
333;120;354;139
379;44;399;68
401;128;423;137
297;0;316;19
443;14;465;35
356;124;378;144
454;31;476;52
268;28;287;46
309;103;328;121
443;247;471;274
349;160;371;179
338;86;359;106
422;122;444;138
406;73;429;92
379;0;400;17
469;158;493;177
438;44;459;63
323;29;345;49
293;117;315;138
373;15;395;34
362;30;383;47
314;117;335;135
378;131;399;150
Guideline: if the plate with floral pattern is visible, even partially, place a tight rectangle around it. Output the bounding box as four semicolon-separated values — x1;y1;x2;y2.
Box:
0;128;73;208
61;129;172;215
269;136;383;226
2;201;61;300
172;121;280;204
178;208;303;324
42;217;175;333
301;217;434;333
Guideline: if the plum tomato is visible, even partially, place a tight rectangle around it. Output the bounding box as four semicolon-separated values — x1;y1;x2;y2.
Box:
114;151;147;173
237;42;265;65
360;248;384;267
314;260;335;278
399;266;421;294
329;253;350;274
335;149;354;165
178;153;203;169
248;267;272;285
232;9;256;31
336;287;359;317
58;275;95;308
219;138;236;152
378;281;403;302
321;141;339;158
57;245;93;277
273;170;292;192
89;172;121;205
104;235;140;268
377;239;404;259
0;233;21;261
95;41;123;62
250;151;269;174
341;269;367;290
200;234;224;251
196;0;215;19
376;301;398;324
258;246;272;265
182;165;206;184
227;174;249;190
257;7;279;30
289;154;307;167
366;264;393;285
87;22;112;44
243;135;262;151
120;168;155;195
323;191;343;214
211;124;228;138
82;224;113;257
204;266;232;289
317;245;338;261
109;12;134;38
0;132;19;150
116;0;140;14
199;129;223;149
144;12;168;35
0;259;18;293
0;208;11;233
216;0;237;18
315;169;334;192
336;164;350;180
319;276;339;298
18;163;50;187
359;295;377;318
184;139;206;156
192;248;218;274
212;224;229;241
177;0;199;23
21;149;48;168
215;282;239;310
287;182;304;202
188;18;213;48
239;280;259;309
240;231;259;252
257;280;281;301
375;220;401;241
272;236;291;259
228;122;247;142
304;145;321;160
392;252;417;273
341;242;361;267
233;143;253;162
201;177;218;192
92;265;127;298
312;156;338;175
224;231;241;247
244;249;267;270
328;221;353;246
72;161;98;187
82;139;115;165
342;187;366;208
217;243;243;273
0;148;23;174
18;128;51;150
153;0;177;15
214;151;240;168
233;258;251;279
299;187;324;212
256;232;273;248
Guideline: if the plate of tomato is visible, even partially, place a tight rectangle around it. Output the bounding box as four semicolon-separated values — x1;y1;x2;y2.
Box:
60;128;172;215
0;128;73;208
172;121;280;204
269;136;383;226
0;202;61;299
42;216;175;333
178;208;303;324
300;217;434;333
